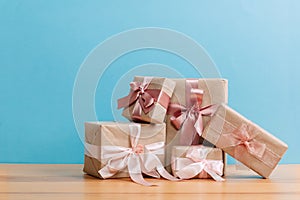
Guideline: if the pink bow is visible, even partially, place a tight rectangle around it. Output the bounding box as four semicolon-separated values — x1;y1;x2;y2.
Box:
174;148;224;181
168;87;218;145
98;124;178;186
118;78;157;119
219;123;266;158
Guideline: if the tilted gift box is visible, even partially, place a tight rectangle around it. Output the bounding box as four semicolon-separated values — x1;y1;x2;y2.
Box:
165;78;228;171
83;122;177;186
201;104;288;178
171;145;225;181
118;76;176;123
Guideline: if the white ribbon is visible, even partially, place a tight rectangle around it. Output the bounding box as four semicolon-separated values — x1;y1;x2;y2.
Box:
174;148;225;182
97;124;178;186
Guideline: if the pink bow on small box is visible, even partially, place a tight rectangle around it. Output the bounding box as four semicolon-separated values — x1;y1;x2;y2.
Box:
98;124;178;186
168;79;218;145
173;147;224;181
118;77;170;121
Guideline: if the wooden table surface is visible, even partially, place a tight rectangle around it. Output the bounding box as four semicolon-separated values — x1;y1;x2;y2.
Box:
0;164;299;200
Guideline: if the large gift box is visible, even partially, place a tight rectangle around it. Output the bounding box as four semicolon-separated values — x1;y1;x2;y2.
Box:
83;122;176;186
201;104;288;178
165;79;228;171
118;76;176;123
171;145;225;181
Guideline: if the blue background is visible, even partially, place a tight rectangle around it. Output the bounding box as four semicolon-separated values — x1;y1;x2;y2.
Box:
1;0;299;164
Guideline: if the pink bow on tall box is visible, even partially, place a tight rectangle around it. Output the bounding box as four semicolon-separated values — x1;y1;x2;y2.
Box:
83;122;177;186
201;104;288;178
118;76;176;123
165;79;228;172
171;145;225;181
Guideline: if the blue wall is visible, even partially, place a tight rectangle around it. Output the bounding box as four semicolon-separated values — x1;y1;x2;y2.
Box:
1;0;299;163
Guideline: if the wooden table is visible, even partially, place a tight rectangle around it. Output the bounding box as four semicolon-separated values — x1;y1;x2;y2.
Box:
0;164;299;200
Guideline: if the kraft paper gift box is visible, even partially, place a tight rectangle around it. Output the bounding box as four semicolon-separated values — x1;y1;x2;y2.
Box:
83;122;176;185
165;78;228;171
118;76;176;124
201;104;288;178
171;145;225;181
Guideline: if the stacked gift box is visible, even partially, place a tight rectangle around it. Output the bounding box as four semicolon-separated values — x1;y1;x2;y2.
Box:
83;76;288;185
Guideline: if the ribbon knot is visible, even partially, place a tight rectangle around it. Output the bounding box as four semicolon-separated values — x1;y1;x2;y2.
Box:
133;144;144;154
243;140;250;148
174;147;224;181
138;85;145;94
188;104;201;116
132;82;147;95
98;124;178;186
220;123;267;159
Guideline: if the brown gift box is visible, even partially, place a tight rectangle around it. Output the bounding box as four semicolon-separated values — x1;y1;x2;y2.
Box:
201;104;288;178
165;79;228;171
83;122;166;178
121;76;176;123
171;145;225;179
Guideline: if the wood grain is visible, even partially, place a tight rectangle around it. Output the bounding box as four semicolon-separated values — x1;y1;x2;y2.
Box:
1;164;299;200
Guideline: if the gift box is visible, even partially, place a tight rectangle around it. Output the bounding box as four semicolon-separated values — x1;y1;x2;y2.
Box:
165;78;228;171
118;76;176;123
171;145;225;181
201;104;288;178
83;122;176;186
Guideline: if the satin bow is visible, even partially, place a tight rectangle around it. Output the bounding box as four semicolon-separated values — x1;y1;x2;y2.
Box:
98;124;178;186
174;148;224;181
118;79;157;118
220;123;266;158
168;88;218;145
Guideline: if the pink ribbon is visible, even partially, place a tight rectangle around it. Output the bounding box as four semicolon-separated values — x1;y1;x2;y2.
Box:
98;124;178;186
218;123;266;159
209;114;282;170
174;147;224;181
168;80;218;145
118;77;170;121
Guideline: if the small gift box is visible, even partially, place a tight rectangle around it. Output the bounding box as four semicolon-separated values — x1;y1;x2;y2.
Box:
171;145;225;181
118;76;176;123
83;122;177;186
201;104;288;178
165;79;228;171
